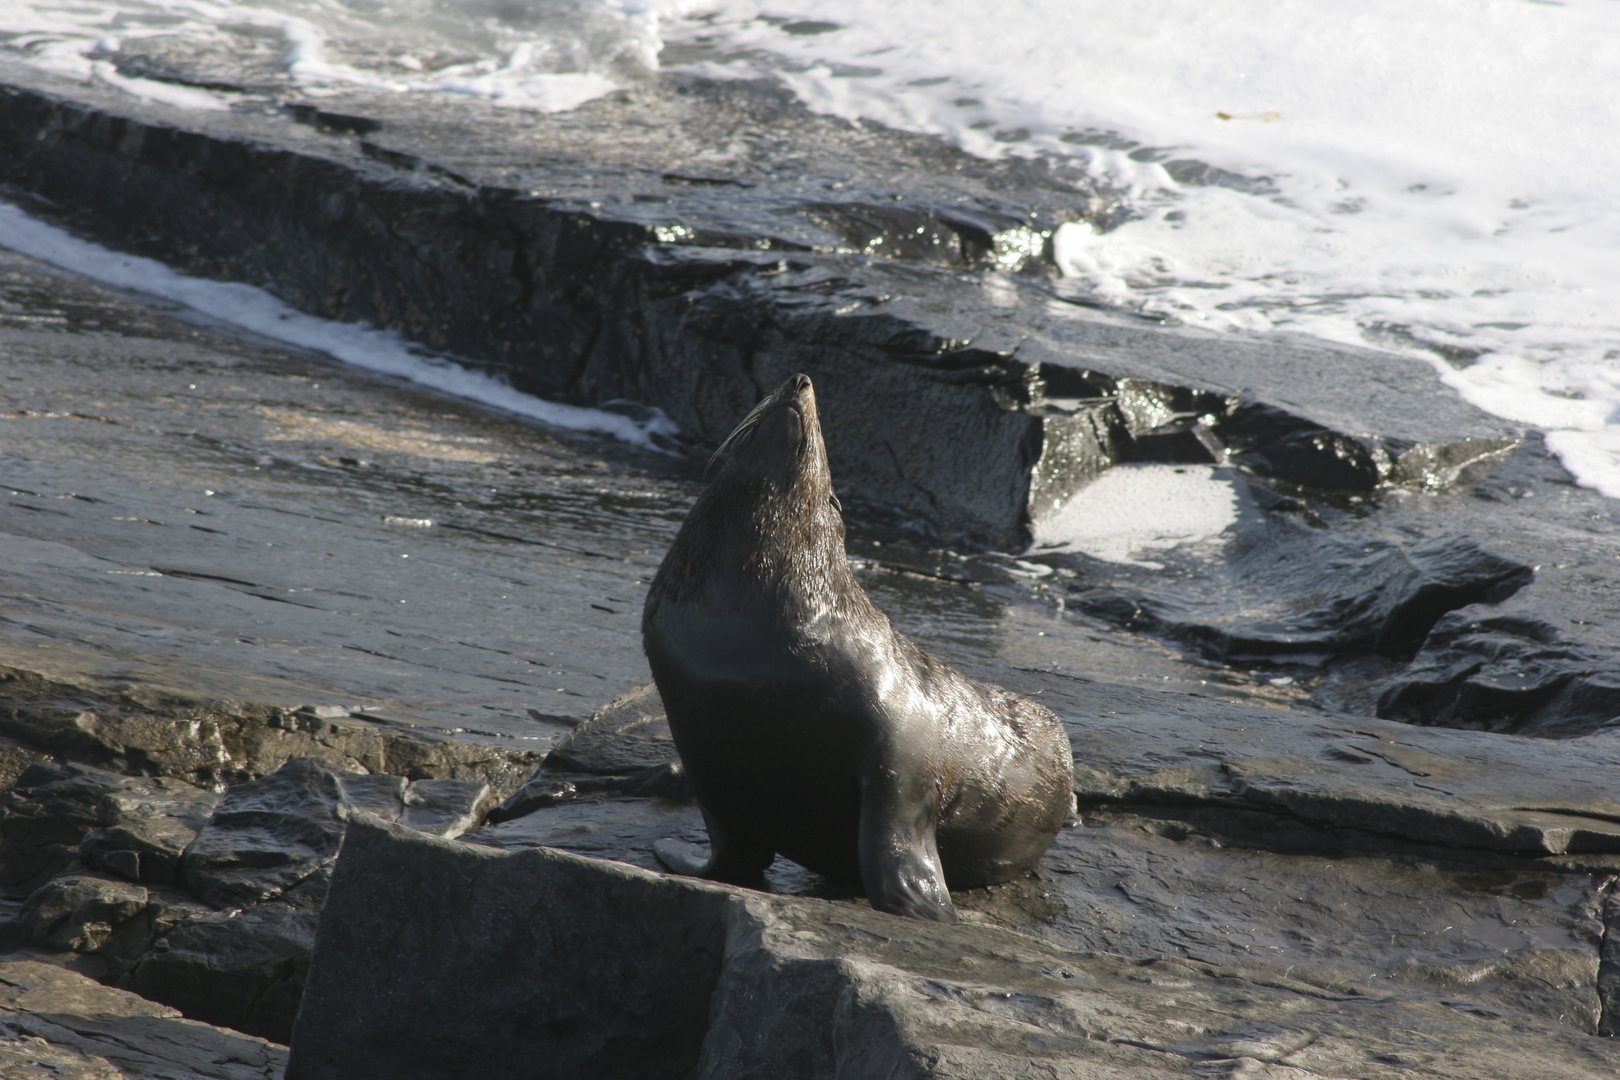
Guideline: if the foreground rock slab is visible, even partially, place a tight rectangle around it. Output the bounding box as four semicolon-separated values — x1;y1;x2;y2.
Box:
288;817;1620;1080
473;676;1620;1034
0;956;285;1079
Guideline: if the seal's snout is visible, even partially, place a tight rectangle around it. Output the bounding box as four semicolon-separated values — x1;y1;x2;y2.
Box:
786;372;812;395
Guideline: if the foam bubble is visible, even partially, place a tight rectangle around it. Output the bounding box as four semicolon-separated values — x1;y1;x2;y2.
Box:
1031;464;1241;567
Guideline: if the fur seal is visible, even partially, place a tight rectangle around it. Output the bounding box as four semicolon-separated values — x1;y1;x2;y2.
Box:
643;373;1075;922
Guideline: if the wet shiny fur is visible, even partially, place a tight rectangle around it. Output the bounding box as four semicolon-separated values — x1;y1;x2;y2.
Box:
643;373;1075;922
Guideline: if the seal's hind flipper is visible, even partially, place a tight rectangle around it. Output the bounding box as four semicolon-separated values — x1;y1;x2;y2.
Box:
858;782;959;923
653;838;715;875
653;807;773;886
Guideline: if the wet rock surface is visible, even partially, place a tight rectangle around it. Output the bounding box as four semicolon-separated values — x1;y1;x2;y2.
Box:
0;80;1619;1072
486;682;691;823
180;756;490;908
0;957;285;1079
292;818;1620;1079
471;678;1620;1036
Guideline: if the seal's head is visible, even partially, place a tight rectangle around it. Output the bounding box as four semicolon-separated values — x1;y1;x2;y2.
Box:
709;373;830;496
652;373;849;603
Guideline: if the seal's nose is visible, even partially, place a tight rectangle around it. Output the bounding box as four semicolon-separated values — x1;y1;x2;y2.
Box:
787;372;812;394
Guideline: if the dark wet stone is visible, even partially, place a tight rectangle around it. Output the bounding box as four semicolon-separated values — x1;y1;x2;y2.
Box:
0;958;288;1078
996;669;1620;859
179;756;491;908
0;763;140;898
288;817;728;1080
543;683;676;775
0;666;543;795
15;874;150;954
487;684;691;823
120;873;326;1045
1599;883;1620;1037
1076;532;1532;663
0;62;1514;548
1378;606;1620;737
79;779;219;885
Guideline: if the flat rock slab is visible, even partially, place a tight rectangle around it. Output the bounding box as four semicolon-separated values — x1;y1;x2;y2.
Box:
0;956;286;1079
1029;673;1620;858
181;755;492;908
290;818;1620;1080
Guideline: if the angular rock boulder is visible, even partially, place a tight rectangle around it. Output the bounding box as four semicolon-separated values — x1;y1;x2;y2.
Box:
287;817;1620;1080
487;684;688;823
288;817;728;1080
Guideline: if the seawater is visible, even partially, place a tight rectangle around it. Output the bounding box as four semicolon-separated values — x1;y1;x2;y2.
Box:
3;0;1616;498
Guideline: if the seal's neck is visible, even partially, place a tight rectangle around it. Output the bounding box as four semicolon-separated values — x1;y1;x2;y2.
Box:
654;452;856;619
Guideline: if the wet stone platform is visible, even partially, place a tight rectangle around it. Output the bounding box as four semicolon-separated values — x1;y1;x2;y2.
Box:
0;249;1613;1075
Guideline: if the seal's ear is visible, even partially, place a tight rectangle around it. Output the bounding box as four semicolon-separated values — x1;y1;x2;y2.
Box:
830;492;842;512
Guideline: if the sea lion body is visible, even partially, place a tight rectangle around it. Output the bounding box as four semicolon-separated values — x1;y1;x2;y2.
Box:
643;374;1074;922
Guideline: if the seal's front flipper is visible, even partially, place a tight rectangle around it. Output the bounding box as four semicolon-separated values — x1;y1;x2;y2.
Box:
858;783;959;923
653;807;772;886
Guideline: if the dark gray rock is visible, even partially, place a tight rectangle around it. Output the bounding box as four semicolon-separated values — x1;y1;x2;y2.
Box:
0;755;499;1044
1378;605;1620;736
0;957;287;1078
119;873;326;1045
1599;883;1620;1037
179;756;492;908
1072;529;1532;663
288;816;729;1080
15;874;152;955
543;683;675;776
487;683;690;823
991;669;1620;859
289;817;1620;1080
0;666;544;795
80;777;219;885
472;673;1620;1032
0;763;142;898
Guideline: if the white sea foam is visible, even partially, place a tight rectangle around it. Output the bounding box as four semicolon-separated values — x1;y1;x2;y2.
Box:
664;0;1620;498
1031;464;1241;567
0;201;679;448
0;0;702;111
2;0;1617;496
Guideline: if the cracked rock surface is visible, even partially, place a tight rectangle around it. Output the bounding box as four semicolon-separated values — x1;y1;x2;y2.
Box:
0;756;493;1043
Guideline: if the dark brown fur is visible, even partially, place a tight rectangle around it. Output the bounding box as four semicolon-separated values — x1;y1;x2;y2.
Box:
643;373;1074;922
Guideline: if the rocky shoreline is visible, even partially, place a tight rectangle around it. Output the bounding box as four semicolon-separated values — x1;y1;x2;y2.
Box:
1;58;1619;1077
